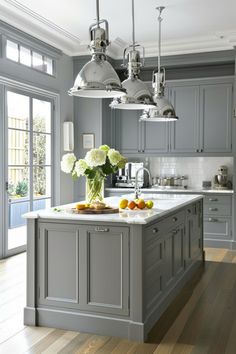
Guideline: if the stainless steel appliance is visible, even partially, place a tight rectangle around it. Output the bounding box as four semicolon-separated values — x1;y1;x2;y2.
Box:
115;162;149;188
213;165;232;190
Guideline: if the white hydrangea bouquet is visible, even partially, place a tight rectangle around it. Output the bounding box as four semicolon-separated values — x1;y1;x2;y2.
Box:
61;145;127;203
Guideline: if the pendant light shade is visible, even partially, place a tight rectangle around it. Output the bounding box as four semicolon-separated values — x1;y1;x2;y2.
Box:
110;0;155;110
69;0;126;98
140;6;178;122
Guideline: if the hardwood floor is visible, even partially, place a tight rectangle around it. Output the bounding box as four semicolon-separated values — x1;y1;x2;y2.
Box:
0;249;236;353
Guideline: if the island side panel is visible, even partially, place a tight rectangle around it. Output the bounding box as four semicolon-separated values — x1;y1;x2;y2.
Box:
24;218;37;325
129;224;145;342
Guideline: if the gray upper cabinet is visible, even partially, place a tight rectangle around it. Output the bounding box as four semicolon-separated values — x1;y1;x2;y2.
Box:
200;83;232;153
142;121;169;154
111;78;233;156
113;110;141;154
169;85;199;153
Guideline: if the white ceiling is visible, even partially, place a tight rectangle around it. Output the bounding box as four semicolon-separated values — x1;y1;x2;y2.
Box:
1;0;236;57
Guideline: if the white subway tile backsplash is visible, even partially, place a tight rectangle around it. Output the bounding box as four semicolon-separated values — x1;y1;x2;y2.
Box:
149;157;234;188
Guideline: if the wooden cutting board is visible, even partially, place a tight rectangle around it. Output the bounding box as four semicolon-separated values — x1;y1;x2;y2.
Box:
72;207;119;214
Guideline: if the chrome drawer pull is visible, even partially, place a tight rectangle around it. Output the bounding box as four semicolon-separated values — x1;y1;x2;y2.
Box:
152;228;159;234
172;217;178;222
208;218;218;222
209;198;218;202
95;227;109;232
209;208;218;211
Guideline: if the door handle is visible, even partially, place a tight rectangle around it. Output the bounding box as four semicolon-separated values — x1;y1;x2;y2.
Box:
95;227;109;232
209;208;218;211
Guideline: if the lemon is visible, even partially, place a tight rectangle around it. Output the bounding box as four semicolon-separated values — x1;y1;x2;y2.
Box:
76;203;86;210
146;200;154;209
119;199;128;209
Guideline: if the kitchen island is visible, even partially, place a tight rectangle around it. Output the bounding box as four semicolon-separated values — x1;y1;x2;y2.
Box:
24;194;204;342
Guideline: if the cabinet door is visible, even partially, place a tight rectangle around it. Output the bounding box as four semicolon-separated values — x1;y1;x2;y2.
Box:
142;121;169;153
38;223;80;309
200;83;232;152
113;110;141;154
173;224;185;278
169;85;199;153
83;225;129;316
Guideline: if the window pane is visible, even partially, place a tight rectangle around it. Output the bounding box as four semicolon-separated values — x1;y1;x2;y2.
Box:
33;198;51;211
8;166;29;199
7;91;29;130
33;166;51;198
20;46;31;66
33;98;51;133
32;52;43;71
6;40;18;62
45;57;53;75
33;133;51;165
8;129;29;165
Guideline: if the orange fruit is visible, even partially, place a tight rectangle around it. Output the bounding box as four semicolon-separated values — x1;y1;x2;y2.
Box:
137;199;146;209
119;199;128;209
128;200;136;210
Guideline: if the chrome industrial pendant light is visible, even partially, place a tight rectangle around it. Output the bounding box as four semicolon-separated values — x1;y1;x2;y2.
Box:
68;0;126;98
140;6;178;122
110;0;155;110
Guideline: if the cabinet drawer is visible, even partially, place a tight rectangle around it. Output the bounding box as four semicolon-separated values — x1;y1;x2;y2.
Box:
204;203;231;216
164;210;185;231
204;217;231;240
204;195;231;205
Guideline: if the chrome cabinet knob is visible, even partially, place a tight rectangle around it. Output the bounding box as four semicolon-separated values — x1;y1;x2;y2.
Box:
152;228;159;234
172;217;178;222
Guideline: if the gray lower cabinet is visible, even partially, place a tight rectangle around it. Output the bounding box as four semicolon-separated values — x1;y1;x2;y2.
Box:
37;222;130;316
38;223;80;309
203;194;232;245
83;225;130;316
143;206;202;318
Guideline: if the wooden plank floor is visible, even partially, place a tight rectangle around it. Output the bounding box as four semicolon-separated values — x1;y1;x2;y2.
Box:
1;249;236;353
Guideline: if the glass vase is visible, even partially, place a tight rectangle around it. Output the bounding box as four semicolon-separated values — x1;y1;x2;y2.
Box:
85;173;104;204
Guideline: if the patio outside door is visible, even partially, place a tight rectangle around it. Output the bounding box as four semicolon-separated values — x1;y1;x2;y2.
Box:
6;89;53;256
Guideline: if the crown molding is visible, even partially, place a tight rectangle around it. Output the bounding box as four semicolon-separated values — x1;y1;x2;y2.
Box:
0;1;236;59
0;0;80;55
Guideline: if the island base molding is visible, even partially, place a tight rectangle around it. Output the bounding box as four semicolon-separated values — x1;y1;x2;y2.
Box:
24;258;203;342
204;239;236;249
26;308;145;342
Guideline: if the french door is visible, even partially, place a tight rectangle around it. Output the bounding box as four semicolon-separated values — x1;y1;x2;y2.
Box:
5;88;54;256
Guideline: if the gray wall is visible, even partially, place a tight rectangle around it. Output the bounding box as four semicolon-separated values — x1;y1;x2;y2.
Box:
0;21;74;258
0;20;74;205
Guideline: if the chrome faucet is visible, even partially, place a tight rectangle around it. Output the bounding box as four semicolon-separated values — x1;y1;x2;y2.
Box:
134;167;152;199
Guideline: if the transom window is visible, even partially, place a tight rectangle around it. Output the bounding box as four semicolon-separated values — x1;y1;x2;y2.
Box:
6;39;54;76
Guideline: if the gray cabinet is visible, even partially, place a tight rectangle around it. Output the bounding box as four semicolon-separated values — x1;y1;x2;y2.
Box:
83;225;130;316
38;223;80;309
37;222;130;316
169;85;199;153
111;78;233;155
200;83;232;153
203;194;232;244
113;110;141;154
185;202;203;268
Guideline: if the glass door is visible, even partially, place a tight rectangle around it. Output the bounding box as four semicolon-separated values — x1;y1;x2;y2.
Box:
6;90;53;256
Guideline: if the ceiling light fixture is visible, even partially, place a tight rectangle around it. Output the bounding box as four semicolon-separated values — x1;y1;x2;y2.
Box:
140;6;178;122
68;0;126;98
110;0;155;110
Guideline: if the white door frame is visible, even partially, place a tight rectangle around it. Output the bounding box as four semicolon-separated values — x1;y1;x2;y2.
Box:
0;75;61;258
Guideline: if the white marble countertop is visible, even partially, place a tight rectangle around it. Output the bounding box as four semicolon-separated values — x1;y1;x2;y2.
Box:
105;187;234;195
23;195;203;225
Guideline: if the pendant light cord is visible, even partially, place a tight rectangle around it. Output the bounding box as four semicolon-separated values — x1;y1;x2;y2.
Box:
96;0;100;27
132;0;135;50
157;6;164;73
